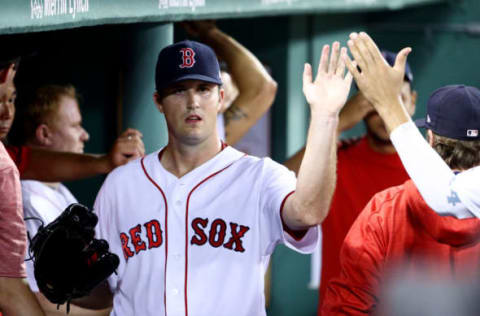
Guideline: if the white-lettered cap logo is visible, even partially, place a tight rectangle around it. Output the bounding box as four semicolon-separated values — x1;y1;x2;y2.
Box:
179;48;196;68
467;129;478;137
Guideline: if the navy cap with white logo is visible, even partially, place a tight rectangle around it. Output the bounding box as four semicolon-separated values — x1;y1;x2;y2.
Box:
155;40;222;92
353;49;413;91
415;85;480;140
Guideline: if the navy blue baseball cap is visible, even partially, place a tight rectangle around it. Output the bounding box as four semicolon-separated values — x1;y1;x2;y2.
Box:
354;49;413;91
155;40;222;92
381;50;413;83
415;85;480;140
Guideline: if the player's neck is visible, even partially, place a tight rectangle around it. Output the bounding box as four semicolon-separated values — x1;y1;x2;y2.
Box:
366;133;397;154
161;136;222;178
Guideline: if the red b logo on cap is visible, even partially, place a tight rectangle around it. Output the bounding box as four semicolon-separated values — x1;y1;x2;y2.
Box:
179;48;196;68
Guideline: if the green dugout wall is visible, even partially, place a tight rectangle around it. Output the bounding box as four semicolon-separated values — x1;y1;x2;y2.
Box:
1;0;442;35
4;0;480;314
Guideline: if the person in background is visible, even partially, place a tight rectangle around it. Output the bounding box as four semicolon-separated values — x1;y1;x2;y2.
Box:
0;53;45;316
339;35;480;222
320;31;480;315
0;56;144;182
13;84;112;316
0;47;143;315
182;20;277;145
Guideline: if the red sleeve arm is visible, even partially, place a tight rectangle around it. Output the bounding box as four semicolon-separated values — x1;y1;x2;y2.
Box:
320;196;387;315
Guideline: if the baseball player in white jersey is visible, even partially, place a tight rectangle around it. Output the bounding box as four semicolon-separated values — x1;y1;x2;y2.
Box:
80;39;353;315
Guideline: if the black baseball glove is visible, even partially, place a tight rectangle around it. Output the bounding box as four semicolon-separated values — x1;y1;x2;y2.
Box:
29;203;119;312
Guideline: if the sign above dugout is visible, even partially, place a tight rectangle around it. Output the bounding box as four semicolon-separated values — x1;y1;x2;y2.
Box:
0;0;444;35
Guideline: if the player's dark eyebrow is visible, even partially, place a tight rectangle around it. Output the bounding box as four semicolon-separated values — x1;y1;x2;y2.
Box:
164;82;187;92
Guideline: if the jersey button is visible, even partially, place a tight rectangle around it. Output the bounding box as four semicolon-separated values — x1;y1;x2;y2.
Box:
172;289;179;295
176;200;182;206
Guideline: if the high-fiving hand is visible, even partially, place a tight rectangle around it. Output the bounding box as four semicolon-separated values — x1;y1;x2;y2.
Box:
303;41;353;116
344;32;411;111
343;32;412;132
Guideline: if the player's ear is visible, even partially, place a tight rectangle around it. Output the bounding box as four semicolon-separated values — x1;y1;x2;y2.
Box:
427;129;434;146
217;87;224;112
153;92;164;113
35;123;53;146
411;89;418;114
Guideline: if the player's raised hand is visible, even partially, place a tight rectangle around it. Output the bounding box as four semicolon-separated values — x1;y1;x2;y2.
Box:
108;128;145;168
344;32;411;111
303;42;353;116
181;20;217;38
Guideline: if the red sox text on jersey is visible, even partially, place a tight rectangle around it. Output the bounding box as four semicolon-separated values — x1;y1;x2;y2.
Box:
120;218;250;260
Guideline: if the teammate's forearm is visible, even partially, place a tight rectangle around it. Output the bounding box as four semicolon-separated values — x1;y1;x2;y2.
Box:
337;107;366;133
71;282;113;310
205;26;277;145
390;121;473;219
202;28;274;94
337;95;372;134
372;98;411;134
290;112;338;228
35;292;111;315
21;149;112;182
0;278;45;316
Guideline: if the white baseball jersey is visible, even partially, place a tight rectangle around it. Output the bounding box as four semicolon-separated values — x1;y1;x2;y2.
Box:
94;145;319;316
22;180;78;292
451;166;480;219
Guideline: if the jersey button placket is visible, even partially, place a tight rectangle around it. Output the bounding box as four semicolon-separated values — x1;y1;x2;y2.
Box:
165;182;187;315
174;182;185;211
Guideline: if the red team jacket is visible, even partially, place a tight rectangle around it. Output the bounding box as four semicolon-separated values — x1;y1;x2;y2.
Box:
321;180;480;315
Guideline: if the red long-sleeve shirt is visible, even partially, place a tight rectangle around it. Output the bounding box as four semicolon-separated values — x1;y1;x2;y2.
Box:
319;137;409;309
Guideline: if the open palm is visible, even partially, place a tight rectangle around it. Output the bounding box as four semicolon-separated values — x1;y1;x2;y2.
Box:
303;42;353;116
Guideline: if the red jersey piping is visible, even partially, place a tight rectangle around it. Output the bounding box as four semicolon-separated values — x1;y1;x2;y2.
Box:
183;151;239;316
141;157;169;316
155;142;237;316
